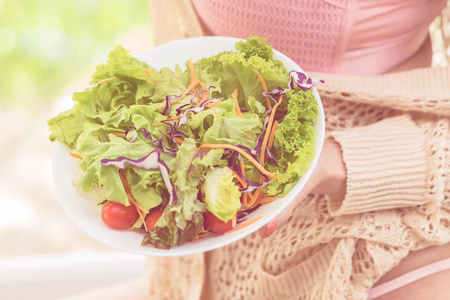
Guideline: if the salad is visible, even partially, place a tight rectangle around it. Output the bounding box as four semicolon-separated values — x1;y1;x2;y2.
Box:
48;36;321;249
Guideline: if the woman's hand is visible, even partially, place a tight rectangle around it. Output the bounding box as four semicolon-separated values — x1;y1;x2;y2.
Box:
258;139;347;238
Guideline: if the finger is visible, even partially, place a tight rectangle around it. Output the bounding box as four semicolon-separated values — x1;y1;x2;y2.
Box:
258;178;317;238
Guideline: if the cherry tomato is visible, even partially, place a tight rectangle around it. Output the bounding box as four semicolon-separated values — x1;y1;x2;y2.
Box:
145;210;164;232
204;211;233;234
101;201;139;229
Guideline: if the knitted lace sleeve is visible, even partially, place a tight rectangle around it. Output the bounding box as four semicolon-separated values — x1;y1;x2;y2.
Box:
316;67;450;116
327;115;449;216
317;67;450;216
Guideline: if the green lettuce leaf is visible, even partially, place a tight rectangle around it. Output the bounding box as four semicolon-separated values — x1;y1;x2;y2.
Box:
48;106;88;149
188;105;262;148
197;37;289;112
126;168;164;211
149;66;189;104
235;35;274;60
267;89;318;196
202;167;241;222
77;134;154;205
143;139;205;248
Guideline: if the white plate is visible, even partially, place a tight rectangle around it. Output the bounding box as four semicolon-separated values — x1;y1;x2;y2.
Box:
52;36;325;257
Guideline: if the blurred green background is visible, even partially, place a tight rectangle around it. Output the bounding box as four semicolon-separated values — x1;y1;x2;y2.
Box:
0;0;154;258
0;0;152;107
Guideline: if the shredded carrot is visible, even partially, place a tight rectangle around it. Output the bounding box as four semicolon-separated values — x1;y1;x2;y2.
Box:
246;198;258;209
252;69;272;109
224;216;263;235
232;213;237;228
204;98;223;108
238;205;247;212
229;168;248;189
152;115;181;125
160;78;200;108
259;197;275;205
160;130;183;144
119;170;146;212
239;158;248;207
154;97;221;126
233;89;242;117
69;152;82;160
144;68;156;83
126;196;145;213
260;94;284;167
238;192;259;211
199;81;208;102
248;191;256;204
198;144;278;179
108;132;126;138
119;169;148;231
98;77;116;84
188;60;205;103
127;202;147;231
195;82;214;107
91;100;98;114
239;159;246;176
195;99;206;107
144;68;152;77
197;232;212;240
247;190;263;208
267;120;278;151
242;193;248;207
252;189;262;203
189;59;195;82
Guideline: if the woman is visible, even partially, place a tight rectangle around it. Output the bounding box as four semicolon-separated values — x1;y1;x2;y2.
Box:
64;1;450;299
145;1;450;299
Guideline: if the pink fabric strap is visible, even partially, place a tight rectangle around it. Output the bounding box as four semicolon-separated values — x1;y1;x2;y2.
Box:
367;258;450;299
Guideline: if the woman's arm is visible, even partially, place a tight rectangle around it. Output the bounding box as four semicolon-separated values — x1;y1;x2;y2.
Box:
260;66;450;237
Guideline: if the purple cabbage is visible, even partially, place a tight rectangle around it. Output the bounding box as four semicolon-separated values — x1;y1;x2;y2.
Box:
175;101;192;116
236;204;261;223
139;128;178;156
250;87;287;164
101;150;177;205
177;97;222;127
161;120;187;145
264;147;279;167
251;114;271;155
91;133;104;143
125;126;136;135
162;86;215;116
124;126;139;143
175;86;215;115
222;148;270;194
232;144;261;165
288;70;324;90
262;87;286;104
129;132;138;143
97;199;108;206
162;94;185;116
238;176;270;194
162;119;186;137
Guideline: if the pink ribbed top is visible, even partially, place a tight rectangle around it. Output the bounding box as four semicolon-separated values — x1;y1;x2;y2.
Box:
191;0;446;75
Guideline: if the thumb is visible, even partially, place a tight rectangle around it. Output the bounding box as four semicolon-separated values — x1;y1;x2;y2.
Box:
258;178;316;238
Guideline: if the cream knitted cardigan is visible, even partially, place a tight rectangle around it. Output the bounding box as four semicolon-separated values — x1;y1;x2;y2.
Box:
146;1;450;299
